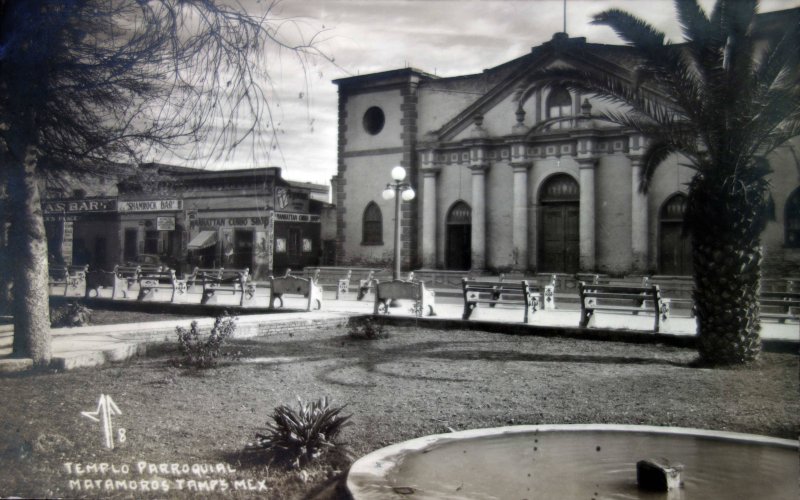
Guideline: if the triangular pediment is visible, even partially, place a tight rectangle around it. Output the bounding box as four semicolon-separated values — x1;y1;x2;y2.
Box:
429;36;638;144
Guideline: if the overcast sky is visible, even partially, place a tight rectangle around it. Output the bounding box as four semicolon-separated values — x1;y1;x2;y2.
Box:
163;0;799;187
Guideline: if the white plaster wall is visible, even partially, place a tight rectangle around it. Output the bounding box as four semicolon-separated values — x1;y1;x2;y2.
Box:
345;90;404;152
449;94;519;142
595;154;633;274
341;153;404;265
485;160;514;269
417;86;484;135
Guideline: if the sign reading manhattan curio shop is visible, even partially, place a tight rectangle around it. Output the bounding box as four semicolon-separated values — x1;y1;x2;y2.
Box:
118;199;183;212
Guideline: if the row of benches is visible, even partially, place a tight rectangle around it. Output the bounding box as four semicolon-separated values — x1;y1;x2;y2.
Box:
48;264;799;327
48;264;323;311
373;276;798;331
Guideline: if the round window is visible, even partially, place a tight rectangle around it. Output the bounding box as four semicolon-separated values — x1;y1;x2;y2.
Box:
363;106;385;135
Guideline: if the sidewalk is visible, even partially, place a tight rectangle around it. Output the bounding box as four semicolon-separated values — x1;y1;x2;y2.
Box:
1;292;797;373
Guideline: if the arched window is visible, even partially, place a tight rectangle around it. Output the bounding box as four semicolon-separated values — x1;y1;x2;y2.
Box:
362;202;383;245
786;188;800;248
547;86;572;129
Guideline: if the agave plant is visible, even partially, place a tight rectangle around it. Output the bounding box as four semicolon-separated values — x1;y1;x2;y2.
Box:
255;397;351;468
529;0;799;365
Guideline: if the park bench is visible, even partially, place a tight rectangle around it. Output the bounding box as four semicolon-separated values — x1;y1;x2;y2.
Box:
578;282;670;333
373;279;436;317
48;264;89;298
269;273;323;311
647;275;694;316
498;273;558;310
196;268;256;307
136;269;193;303
461;278;538;323
355;268;394;300
302;267;353;299
113;265;154;300
759;290;800;323
761;277;800;293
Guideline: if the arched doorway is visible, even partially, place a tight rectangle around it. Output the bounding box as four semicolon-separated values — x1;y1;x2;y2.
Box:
446;201;471;270
539;174;579;273
785;187;800;248
659;193;692;275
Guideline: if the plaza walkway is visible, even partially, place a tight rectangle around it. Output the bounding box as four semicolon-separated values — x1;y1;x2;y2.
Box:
0;291;797;373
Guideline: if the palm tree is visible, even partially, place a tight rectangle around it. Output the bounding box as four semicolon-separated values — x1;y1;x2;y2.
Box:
531;0;799;365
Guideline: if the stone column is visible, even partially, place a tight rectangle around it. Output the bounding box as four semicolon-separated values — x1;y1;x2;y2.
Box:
511;162;531;270
470;164;489;269
577;158;597;270
421;167;439;268
629;157;648;272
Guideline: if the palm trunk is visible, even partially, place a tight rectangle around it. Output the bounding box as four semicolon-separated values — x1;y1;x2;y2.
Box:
689;176;768;365
8;144;51;365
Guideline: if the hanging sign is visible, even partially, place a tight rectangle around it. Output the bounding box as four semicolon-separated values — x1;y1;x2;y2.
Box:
62;221;74;265
118;199;182;212
157;217;175;231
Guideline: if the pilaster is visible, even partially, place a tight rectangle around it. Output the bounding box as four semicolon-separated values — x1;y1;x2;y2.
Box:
469;157;490;270
629;156;649;272
420;149;440;268
577;158;597;270
510;161;532;270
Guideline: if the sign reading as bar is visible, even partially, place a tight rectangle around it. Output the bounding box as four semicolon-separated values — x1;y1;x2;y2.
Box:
119;199;182;212
43;198;116;214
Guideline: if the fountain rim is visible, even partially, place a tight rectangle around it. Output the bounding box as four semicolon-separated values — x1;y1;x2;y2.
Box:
347;423;799;497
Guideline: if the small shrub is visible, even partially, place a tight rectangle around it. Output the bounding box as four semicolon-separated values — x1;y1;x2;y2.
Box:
174;313;237;369
254;397;351;468
50;301;92;327
348;316;386;340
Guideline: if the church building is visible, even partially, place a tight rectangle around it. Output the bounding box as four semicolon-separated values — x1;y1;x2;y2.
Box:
332;15;800;276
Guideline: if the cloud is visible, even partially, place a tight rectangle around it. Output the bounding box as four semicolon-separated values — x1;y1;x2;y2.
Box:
175;0;799;187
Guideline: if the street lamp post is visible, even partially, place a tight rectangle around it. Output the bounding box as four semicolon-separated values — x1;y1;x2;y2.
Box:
382;166;415;280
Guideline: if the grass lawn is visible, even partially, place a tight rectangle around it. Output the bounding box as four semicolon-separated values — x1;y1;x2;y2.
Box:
0;323;797;499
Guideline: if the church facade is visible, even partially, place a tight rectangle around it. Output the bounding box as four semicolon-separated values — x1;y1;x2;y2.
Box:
333;23;800;276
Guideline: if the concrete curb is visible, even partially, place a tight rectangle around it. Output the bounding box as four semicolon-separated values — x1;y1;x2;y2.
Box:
0;357;33;373
0;302;796;373
1;311;356;373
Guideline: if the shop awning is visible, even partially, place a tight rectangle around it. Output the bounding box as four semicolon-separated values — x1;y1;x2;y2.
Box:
187;231;217;250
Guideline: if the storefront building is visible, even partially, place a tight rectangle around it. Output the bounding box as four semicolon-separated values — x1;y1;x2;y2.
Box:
43;197;120;271
42;165;328;280
117;165;326;279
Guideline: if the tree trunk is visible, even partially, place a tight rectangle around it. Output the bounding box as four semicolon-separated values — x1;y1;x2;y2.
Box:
689;176;768;366
8;144;51;365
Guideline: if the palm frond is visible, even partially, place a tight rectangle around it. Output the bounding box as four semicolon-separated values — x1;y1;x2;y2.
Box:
675;0;725;87
637;140;681;193
753;14;800;91
744;87;800;156
592;9;666;52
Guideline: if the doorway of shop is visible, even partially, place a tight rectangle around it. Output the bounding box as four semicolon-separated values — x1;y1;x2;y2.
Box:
232;229;254;270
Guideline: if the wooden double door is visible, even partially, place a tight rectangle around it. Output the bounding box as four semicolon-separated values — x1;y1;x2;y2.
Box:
540;203;579;273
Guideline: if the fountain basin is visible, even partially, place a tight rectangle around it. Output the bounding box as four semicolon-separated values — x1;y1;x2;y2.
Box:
347;424;798;499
